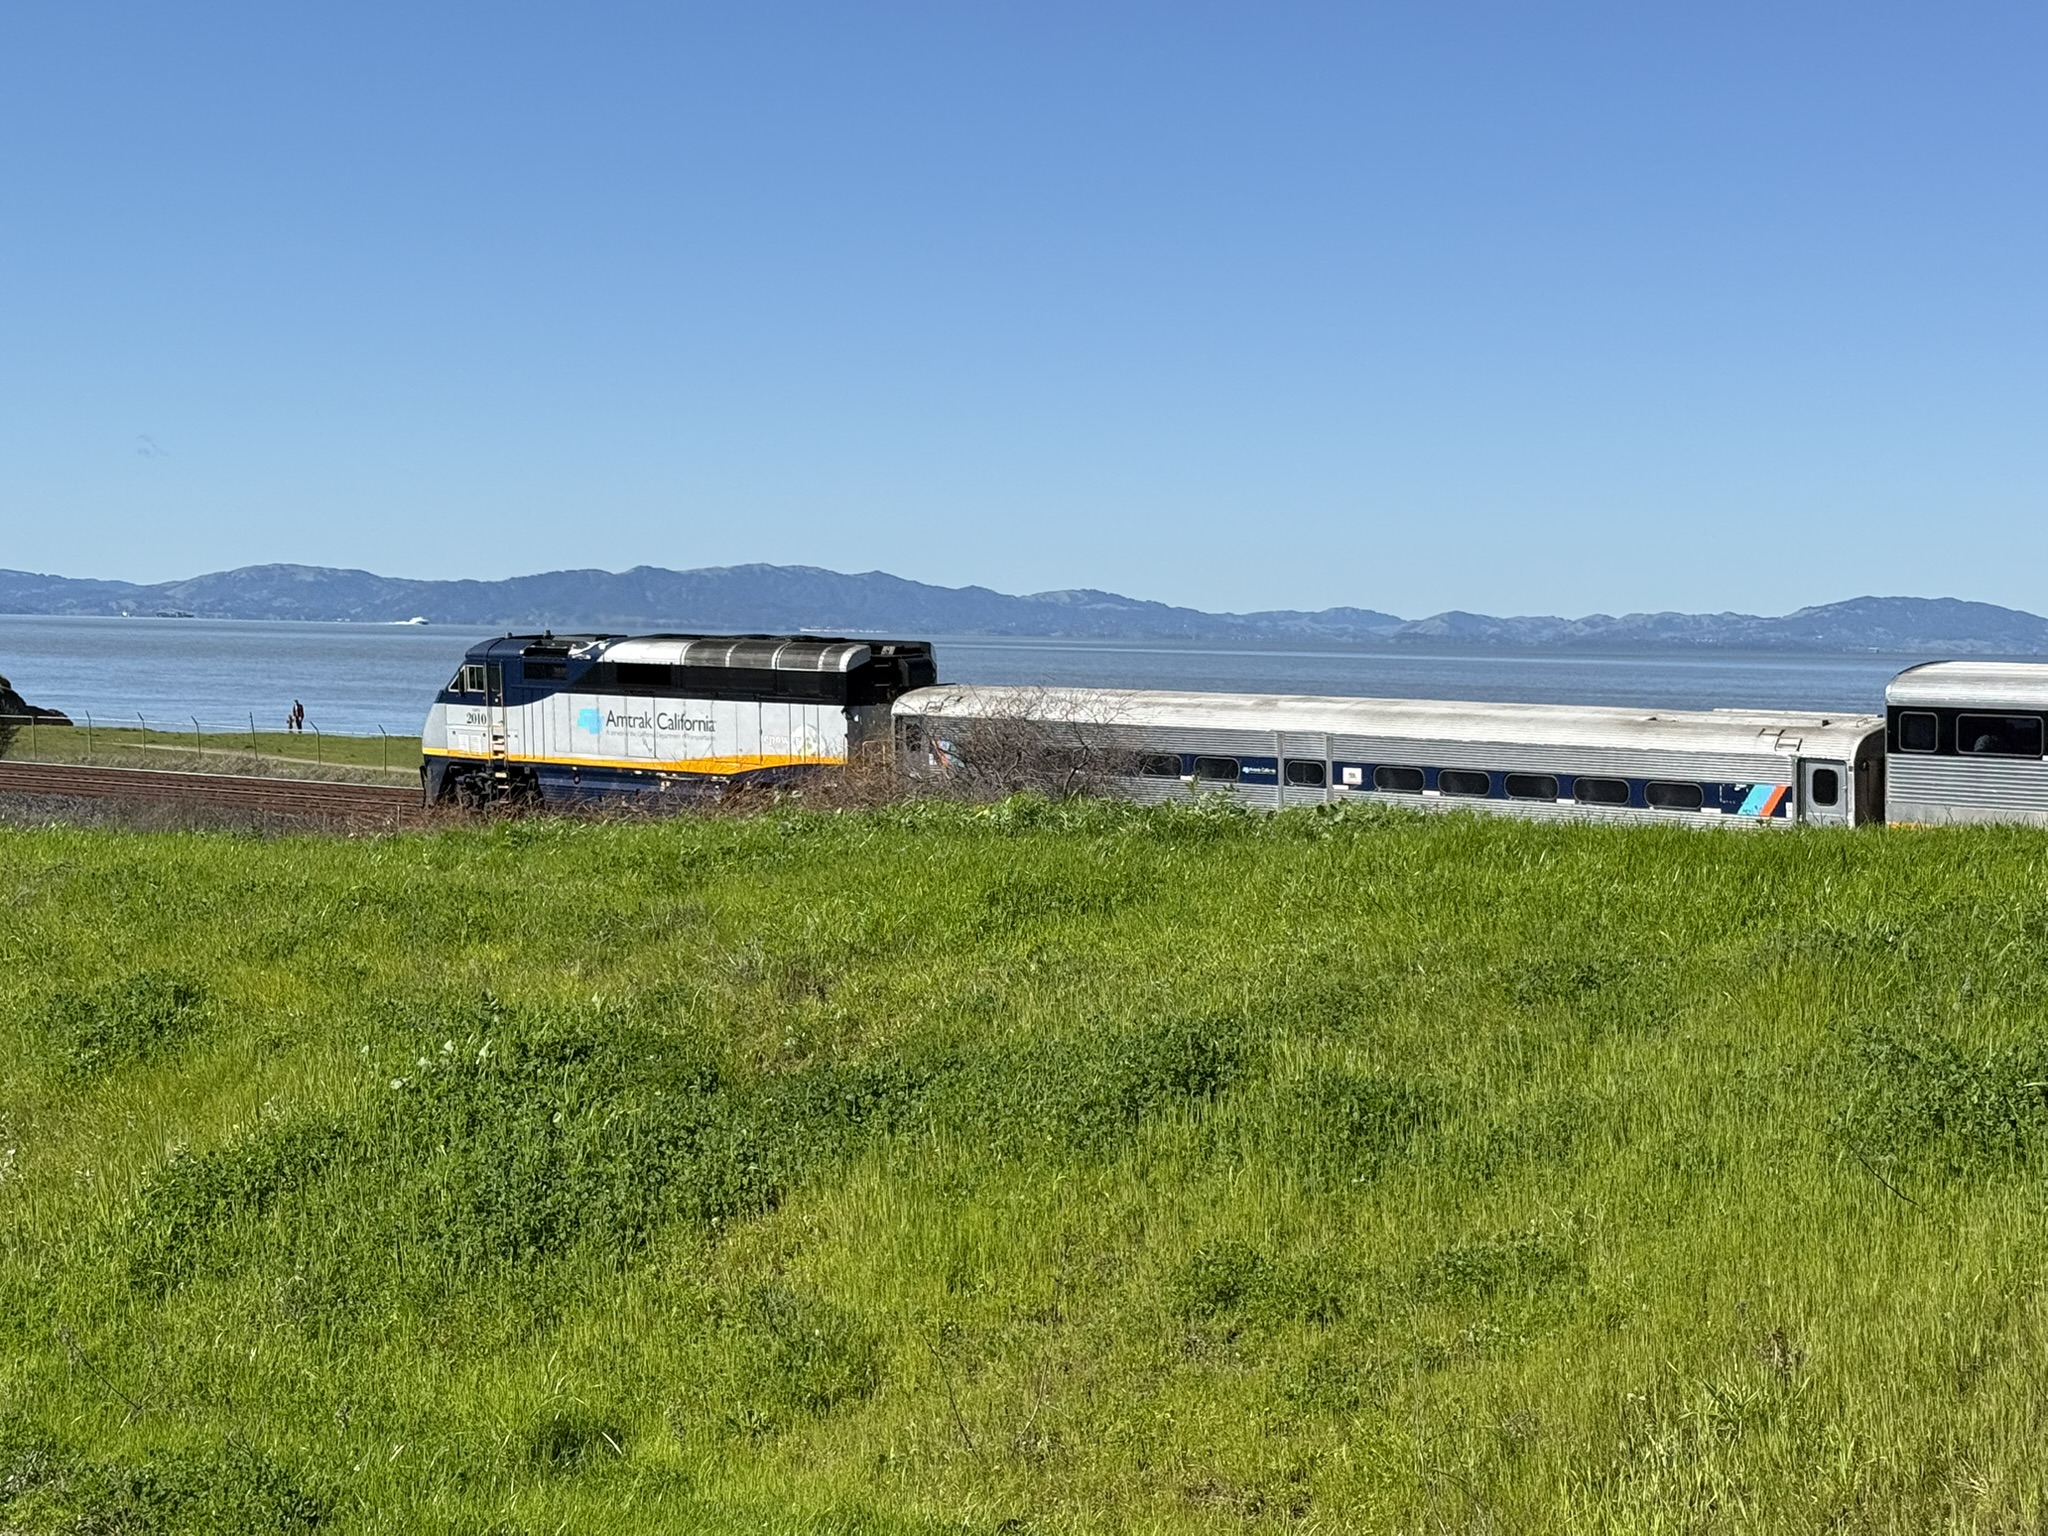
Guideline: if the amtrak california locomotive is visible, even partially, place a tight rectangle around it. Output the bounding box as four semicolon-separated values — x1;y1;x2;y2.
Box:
421;632;935;806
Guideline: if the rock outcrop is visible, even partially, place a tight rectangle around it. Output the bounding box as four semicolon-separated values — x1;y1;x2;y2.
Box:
0;674;72;757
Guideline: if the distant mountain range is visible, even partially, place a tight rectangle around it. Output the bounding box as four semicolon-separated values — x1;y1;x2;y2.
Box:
4;562;2047;654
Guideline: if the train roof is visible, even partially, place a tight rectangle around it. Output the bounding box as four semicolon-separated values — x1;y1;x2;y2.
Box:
1885;661;2048;709
894;685;1884;758
463;632;931;673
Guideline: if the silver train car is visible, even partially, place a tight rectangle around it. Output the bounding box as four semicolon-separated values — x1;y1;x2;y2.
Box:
1885;661;2048;826
894;686;1887;826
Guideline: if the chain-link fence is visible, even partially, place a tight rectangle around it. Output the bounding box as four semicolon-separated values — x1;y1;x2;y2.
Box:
0;711;422;785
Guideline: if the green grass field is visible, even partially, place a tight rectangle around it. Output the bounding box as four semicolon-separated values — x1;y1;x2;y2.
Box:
3;799;2047;1533
0;722;422;782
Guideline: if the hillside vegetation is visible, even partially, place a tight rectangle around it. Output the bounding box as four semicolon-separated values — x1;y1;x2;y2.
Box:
2;801;2046;1533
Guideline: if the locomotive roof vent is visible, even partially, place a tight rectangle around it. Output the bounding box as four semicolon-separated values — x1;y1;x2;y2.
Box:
603;636;873;673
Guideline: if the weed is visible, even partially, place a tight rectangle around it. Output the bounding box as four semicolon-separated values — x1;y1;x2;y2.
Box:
1169;1237;1344;1327
1836;1022;2048;1175
1279;1066;1434;1180
40;971;208;1074
937;1014;1256;1158
1413;1222;1586;1304
524;1407;627;1472
0;1418;328;1534
128;1118;351;1295
734;1286;885;1416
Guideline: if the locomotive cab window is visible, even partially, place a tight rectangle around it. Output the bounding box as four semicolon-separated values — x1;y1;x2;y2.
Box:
1958;713;2044;757
616;662;671;690
458;664;486;694
1439;769;1491;797
1896;711;1938;753
1373;765;1425;794
1191;756;1240;782
1505;773;1558;801
1645;781;1705;811
1284;759;1327;787
1573;776;1630;806
1138;753;1183;778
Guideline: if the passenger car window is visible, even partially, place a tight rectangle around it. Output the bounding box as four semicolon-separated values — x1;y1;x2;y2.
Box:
1373;765;1424;793
1809;767;1840;806
1957;713;2044;757
1192;756;1240;782
1505;773;1558;801
1438;769;1491;797
1573;776;1629;805
1897;712;1938;753
1284;760;1326;787
1138;753;1183;778
1645;781;1705;811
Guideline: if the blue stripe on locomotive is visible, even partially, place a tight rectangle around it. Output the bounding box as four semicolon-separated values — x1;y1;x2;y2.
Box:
530;758;832;803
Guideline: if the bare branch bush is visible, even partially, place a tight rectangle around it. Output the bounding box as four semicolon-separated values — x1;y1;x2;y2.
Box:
903;687;1140;802
720;687;1141;814
717;739;910;815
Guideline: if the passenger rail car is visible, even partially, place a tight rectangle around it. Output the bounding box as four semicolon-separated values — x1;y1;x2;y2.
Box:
1885;661;2048;826
422;633;936;806
893;686;1887;826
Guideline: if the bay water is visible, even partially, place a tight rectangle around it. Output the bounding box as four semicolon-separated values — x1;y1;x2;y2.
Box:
0;614;1927;737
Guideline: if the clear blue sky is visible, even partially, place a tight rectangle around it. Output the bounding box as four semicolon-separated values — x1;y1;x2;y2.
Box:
3;4;2044;618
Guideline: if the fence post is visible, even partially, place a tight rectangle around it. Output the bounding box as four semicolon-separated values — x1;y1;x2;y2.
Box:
379;726;389;772
250;713;259;772
313;725;322;765
139;713;147;754
193;716;202;756
29;715;36;760
86;712;93;760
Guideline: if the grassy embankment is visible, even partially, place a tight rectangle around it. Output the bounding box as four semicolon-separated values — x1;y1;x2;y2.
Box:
0;723;422;784
2;799;2047;1532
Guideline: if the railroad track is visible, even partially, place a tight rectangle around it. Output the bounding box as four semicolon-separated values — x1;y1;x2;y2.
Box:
0;760;426;827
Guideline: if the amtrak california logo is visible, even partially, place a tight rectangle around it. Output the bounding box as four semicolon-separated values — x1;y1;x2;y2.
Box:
576;707;603;734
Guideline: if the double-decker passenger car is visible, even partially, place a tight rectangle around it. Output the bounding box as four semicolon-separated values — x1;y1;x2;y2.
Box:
422;632;936;806
1885;661;2048;825
893;686;1888;826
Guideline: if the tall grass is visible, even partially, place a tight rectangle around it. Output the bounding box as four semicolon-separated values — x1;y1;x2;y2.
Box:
2;799;2047;1531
